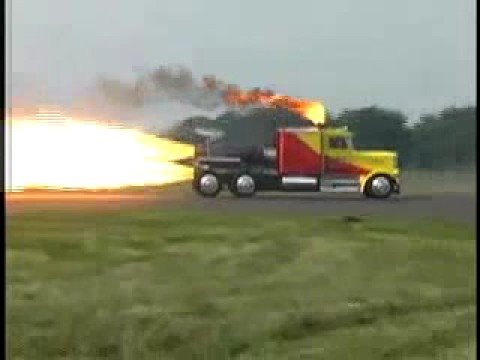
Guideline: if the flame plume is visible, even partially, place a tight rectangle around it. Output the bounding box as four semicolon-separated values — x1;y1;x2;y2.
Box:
203;77;326;125
5;108;194;191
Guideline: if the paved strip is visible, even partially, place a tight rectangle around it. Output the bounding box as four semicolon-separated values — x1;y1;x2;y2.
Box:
5;186;476;224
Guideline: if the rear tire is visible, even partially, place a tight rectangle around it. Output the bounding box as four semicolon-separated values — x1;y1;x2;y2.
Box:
194;173;221;198
364;175;393;199
230;174;256;198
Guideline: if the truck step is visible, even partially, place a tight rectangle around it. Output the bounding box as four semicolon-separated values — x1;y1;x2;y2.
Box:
320;186;360;193
321;178;360;187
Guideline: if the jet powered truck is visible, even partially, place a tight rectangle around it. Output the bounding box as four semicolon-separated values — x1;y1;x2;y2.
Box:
193;124;400;199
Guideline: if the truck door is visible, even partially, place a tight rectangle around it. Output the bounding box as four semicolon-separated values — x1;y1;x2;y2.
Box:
277;128;323;176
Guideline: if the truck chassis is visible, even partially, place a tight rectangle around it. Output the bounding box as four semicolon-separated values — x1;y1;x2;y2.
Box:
193;154;400;199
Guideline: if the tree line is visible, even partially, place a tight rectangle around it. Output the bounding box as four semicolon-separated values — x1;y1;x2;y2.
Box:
166;105;476;169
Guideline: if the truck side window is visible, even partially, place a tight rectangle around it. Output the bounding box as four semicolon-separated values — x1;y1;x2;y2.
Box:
329;136;348;149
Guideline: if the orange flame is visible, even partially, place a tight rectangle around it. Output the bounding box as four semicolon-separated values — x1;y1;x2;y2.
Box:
5;108;194;191
203;77;326;125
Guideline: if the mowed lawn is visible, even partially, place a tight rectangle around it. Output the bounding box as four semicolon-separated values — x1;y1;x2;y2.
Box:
6;209;476;359
401;169;476;195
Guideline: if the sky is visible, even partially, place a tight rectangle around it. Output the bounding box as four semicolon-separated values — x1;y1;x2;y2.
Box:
8;0;476;126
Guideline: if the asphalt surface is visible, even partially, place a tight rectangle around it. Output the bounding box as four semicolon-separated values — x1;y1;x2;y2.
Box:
192;193;475;223
6;183;476;224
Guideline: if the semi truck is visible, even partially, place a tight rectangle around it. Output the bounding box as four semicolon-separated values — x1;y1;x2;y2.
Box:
192;125;400;199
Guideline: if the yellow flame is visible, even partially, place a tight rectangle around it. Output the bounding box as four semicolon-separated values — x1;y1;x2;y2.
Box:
303;102;326;125
5;110;194;191
222;87;327;125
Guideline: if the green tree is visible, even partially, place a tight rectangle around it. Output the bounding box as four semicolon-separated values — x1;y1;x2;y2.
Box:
409;106;476;168
223;107;308;146
334;106;411;165
166;115;220;144
166;107;311;146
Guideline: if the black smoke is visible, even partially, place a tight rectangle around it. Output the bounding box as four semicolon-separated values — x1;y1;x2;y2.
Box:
96;65;224;111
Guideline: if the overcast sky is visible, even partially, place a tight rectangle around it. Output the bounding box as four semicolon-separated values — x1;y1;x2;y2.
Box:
9;0;476;124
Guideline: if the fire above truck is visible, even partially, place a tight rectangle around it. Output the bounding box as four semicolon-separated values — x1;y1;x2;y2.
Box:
192;125;400;199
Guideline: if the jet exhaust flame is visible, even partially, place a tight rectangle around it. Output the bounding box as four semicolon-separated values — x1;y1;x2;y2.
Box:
5;108;194;191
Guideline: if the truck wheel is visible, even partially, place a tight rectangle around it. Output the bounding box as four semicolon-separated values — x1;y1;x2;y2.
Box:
364;175;393;199
230;174;256;197
195;173;221;197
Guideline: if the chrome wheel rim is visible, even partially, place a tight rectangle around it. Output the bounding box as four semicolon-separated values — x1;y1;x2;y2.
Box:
236;175;255;195
371;176;391;197
199;174;219;195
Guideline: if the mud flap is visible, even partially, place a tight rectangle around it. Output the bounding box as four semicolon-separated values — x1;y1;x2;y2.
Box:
392;181;400;194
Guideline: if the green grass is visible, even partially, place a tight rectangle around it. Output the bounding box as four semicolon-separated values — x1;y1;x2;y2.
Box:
7;209;476;359
401;168;476;195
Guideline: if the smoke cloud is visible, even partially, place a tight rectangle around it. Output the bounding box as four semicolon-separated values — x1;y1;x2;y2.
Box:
96;65;226;111
95;64;326;125
9;68;224;133
11;65;324;133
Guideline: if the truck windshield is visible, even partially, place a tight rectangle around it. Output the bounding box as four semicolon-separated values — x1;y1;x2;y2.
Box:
329;136;354;149
328;135;353;149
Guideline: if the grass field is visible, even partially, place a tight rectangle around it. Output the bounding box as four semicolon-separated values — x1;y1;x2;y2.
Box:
401;169;476;195
7;209;476;359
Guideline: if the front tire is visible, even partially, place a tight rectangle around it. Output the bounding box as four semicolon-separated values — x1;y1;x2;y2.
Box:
194;173;221;198
230;174;256;198
364;175;393;199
